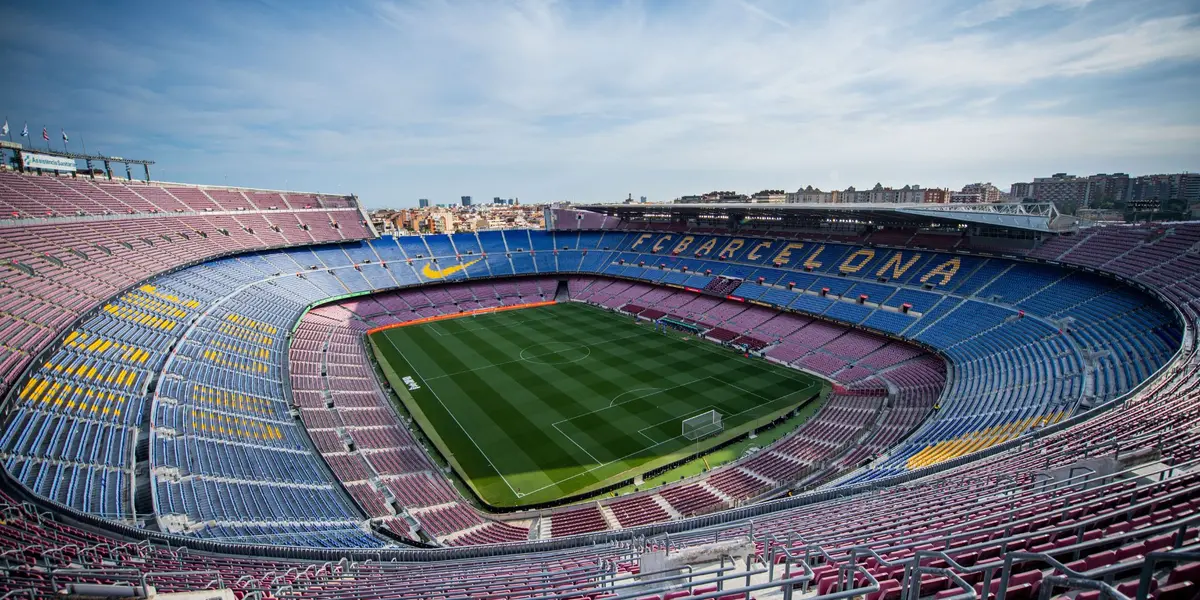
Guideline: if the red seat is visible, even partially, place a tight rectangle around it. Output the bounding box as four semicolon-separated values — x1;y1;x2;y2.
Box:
865;578;901;600
918;575;949;595
1084;550;1116;571
1168;561;1200;586
1117;579;1155;597
1157;581;1195;600
1116;541;1147;562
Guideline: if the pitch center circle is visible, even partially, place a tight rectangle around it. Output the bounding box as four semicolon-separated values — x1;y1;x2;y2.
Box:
520;342;592;365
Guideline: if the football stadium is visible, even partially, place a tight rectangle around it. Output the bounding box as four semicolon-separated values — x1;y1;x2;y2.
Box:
0;153;1197;599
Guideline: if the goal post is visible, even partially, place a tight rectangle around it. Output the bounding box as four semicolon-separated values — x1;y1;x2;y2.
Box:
682;410;723;441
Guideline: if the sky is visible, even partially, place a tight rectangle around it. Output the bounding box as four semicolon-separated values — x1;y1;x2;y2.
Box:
1;0;1198;208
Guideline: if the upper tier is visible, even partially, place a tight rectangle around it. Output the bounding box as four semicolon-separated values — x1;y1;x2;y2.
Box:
0;171;372;400
0;170;356;219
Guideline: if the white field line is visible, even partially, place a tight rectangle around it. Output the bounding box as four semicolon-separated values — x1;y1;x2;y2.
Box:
389;303;824;501
424;329;652;381
524;377;822;498
608;387;663;408
381;333;522;499
552;377;712;428
637;404;720;444
552;421;604;465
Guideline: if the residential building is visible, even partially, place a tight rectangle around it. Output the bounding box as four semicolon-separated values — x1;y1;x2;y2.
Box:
368;203;546;235
1086;173;1131;209
786;186;835;203
840;186;869;203
923;188;951;204
1013;171;1195;214
750;190;787;203
1009;182;1033;201
867;183;898;203
1031;173;1092;214
896;185;926;204
1129;173;1200;213
676;191;750;203
960;182;1003;203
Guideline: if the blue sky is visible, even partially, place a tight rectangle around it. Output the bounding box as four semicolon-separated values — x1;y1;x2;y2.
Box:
2;0;1198;208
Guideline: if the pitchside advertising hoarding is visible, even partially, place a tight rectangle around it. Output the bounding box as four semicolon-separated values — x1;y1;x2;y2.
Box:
21;151;76;172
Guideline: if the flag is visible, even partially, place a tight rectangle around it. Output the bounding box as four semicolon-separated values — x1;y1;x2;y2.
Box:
61;129;69;143
1;120;7;137
42;127;49;141
20;123;28;137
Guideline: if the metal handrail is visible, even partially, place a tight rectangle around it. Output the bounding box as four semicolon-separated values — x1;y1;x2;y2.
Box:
1134;549;1200;600
141;569;225;592
758;455;1197;566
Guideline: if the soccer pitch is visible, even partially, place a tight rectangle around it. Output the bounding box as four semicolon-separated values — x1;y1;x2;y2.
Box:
369;301;827;508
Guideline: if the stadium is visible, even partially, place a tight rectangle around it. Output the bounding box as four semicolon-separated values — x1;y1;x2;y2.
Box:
0;151;1196;600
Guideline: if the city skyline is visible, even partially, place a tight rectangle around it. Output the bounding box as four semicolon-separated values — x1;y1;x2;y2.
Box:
3;0;1198;208
368;167;1196;210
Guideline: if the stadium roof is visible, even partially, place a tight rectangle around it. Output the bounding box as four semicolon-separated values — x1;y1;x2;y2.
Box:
575;201;1077;233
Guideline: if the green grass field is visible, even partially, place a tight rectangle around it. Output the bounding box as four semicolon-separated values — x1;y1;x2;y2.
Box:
369;301;826;508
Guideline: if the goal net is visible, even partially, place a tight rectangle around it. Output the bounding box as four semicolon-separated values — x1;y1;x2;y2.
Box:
682;410;723;441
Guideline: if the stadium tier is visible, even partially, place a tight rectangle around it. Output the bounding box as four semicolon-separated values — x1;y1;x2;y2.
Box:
0;178;1198;598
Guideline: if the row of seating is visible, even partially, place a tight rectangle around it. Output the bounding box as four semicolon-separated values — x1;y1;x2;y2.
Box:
0;221;1184;550
0;172;370;403
0;219;1196;597
0;171;353;218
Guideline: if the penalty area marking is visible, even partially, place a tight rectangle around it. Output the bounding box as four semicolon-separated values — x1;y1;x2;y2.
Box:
552;376;711;429
637;404;720;444
527;376;823;499
608;387;663;407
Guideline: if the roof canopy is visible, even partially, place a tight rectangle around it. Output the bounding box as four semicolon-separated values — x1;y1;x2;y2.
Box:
574;202;1074;233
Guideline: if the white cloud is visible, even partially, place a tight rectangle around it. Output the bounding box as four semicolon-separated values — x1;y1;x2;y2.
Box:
953;0;1094;28
4;0;1199;205
735;0;793;29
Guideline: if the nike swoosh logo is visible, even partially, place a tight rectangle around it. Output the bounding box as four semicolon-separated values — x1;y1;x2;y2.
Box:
421;258;482;279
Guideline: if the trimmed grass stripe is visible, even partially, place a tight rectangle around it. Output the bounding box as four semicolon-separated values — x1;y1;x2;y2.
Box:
369;301;826;508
